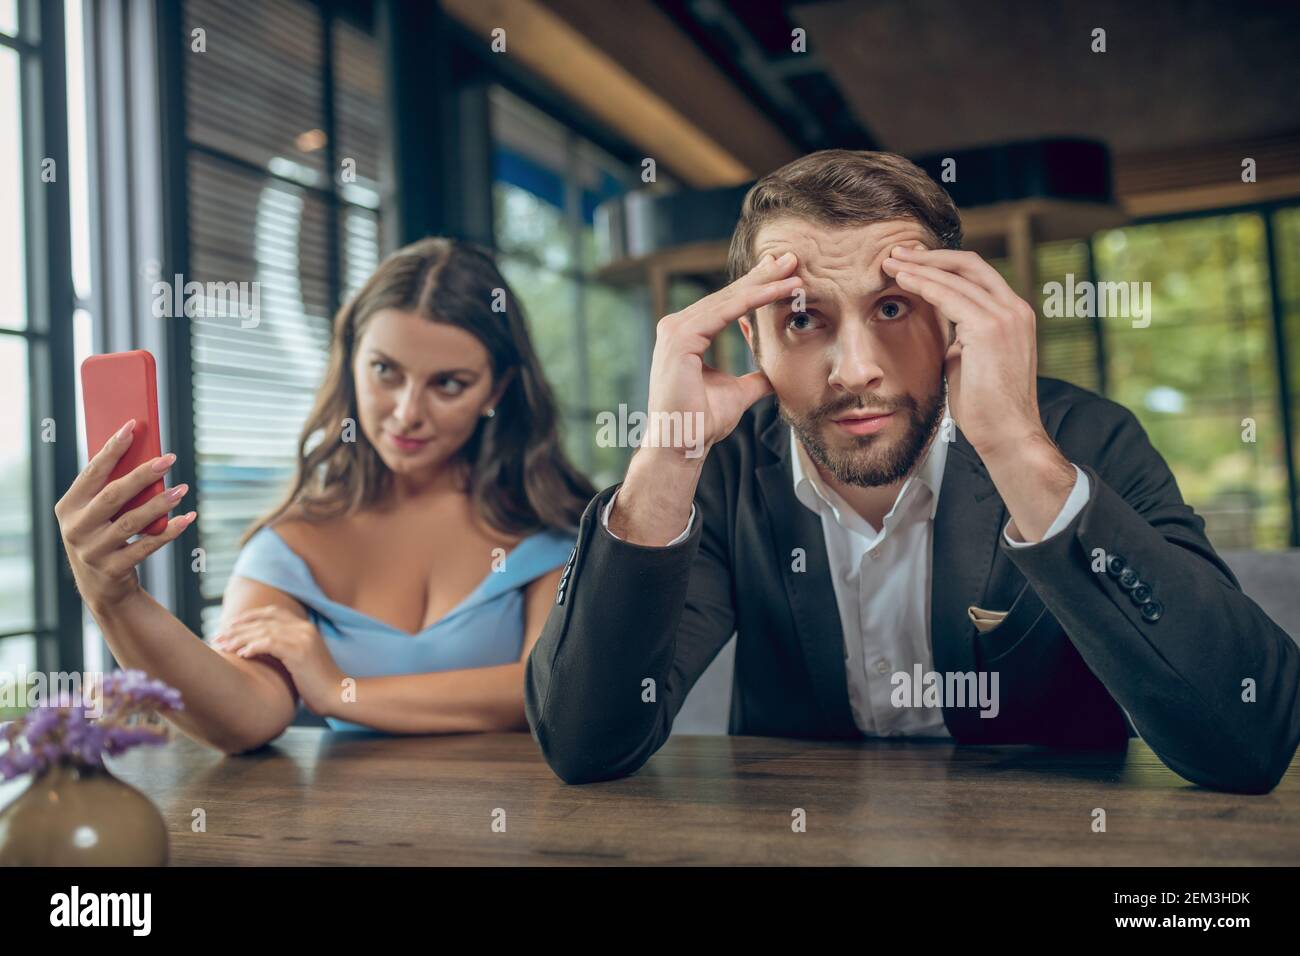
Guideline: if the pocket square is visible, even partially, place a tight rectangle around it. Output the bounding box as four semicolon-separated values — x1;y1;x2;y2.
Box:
968;605;1009;634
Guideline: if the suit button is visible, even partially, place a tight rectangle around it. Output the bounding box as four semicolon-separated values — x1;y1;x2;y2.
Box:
1140;599;1163;623
1130;582;1152;604
1118;567;1139;590
1106;554;1127;578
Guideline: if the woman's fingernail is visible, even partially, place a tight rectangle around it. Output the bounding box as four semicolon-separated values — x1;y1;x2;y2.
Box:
777;252;795;264
152;453;177;473
166;484;188;502
116;420;136;441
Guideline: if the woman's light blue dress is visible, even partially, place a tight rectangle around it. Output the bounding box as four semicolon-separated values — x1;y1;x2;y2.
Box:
228;525;576;732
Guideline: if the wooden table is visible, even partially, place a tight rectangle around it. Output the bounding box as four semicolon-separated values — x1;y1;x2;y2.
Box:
5;729;1296;865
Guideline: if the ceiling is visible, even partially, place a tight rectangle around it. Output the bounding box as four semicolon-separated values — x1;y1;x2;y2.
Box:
655;0;1300;158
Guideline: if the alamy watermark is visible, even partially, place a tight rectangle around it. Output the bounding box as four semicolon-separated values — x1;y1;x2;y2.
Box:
595;404;706;459
891;665;1000;719
149;266;261;328
50;886;151;936
1;671;107;718
1042;273;1151;328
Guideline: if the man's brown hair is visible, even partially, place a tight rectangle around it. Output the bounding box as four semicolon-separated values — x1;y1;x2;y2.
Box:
727;149;963;283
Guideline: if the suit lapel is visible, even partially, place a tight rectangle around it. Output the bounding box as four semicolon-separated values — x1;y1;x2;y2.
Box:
929;427;1006;737
755;412;858;737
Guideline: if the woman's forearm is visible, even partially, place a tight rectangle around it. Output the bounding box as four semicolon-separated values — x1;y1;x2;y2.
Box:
325;662;529;735
89;587;296;752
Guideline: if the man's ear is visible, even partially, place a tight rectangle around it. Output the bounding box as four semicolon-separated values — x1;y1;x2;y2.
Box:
739;313;756;353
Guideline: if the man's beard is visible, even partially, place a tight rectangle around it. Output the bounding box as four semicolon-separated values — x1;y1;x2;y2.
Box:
779;377;946;487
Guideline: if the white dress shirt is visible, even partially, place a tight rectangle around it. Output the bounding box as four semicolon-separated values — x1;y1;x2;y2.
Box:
602;407;1092;738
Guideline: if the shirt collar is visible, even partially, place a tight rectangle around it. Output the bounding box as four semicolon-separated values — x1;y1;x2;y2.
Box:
790;401;951;524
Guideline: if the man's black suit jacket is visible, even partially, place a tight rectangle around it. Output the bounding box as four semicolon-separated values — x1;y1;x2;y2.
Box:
525;378;1300;792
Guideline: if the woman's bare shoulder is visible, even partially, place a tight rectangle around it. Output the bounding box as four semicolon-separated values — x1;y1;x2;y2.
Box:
267;506;345;556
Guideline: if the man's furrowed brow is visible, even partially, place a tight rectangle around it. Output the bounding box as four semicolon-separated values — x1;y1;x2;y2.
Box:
773;290;820;308
771;278;902;310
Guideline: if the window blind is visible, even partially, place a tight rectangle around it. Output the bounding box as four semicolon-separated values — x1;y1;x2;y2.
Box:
183;0;384;634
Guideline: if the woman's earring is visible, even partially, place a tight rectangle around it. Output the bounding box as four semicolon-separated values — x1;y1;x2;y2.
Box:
482;407;496;419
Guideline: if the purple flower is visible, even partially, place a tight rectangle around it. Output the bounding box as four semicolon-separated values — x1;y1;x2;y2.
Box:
0;669;183;781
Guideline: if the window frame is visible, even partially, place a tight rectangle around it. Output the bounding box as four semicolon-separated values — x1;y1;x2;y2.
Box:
1;0;82;673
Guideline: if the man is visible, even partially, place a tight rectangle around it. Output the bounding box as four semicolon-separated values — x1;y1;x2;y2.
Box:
524;149;1300;792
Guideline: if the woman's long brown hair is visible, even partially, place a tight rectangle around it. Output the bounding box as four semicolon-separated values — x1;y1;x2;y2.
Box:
240;237;595;546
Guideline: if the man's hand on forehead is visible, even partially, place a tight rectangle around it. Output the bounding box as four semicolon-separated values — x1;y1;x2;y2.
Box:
880;243;1045;456
883;241;954;342
889;239;929;255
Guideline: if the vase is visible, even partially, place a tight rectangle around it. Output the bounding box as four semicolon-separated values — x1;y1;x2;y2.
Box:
0;758;168;866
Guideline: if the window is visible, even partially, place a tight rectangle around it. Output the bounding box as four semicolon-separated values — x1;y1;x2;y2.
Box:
986;212;1300;550
1093;211;1295;550
0;15;35;692
1035;239;1103;393
0;0;81;708
180;0;387;635
1275;205;1300;535
987;240;1104;393
489;86;647;489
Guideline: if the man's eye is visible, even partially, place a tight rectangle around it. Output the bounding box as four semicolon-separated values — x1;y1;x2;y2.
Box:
786;312;819;333
877;298;911;321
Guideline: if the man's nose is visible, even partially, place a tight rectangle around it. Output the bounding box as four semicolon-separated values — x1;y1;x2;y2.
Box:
828;321;885;395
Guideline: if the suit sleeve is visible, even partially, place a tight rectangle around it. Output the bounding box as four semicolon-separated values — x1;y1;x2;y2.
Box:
524;473;737;785
1002;399;1300;793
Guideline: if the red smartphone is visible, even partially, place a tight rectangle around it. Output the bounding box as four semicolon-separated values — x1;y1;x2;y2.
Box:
80;349;169;535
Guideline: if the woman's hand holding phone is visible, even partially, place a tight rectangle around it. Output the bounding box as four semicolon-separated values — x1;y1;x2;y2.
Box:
55;419;196;614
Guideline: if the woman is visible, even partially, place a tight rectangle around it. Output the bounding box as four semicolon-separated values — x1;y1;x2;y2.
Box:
55;238;595;751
